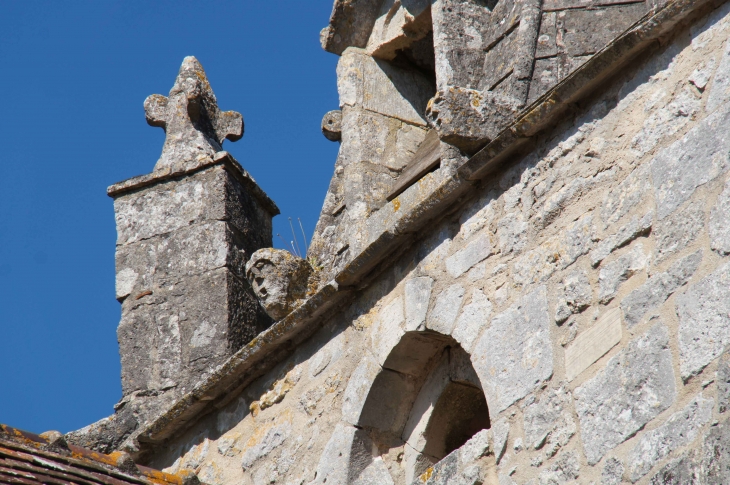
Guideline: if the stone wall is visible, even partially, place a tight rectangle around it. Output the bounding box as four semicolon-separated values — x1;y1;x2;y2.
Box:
141;4;730;484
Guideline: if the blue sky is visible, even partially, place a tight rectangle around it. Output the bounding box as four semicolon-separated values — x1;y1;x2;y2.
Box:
0;1;340;434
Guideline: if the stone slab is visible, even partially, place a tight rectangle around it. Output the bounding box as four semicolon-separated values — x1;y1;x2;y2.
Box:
565;307;622;381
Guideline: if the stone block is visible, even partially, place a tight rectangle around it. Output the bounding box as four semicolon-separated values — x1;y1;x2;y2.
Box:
620;250;701;327
426;86;522;153
678;261;730;380
371;297;406;365
561;5;647;57
602;164;651;227
337;47;434;126
627;394;713;482
497;212;528;254
631;86;701;157
432;0;492;90
598;244;647;304
717;349;730;414
310;423;376;484
529;57;559;103
523;387;576;458
536;12;558;59
365;0;431;60
654;203;704;264
241;421;291;470
706;39;730;113
473;286;553;414
574;323;676;465
565;307;622;382
590;211;653;267
554;269;591;323
113;166;271;252
701;420;730;483
353;457;395;485
602;458;625;485
405;277;434;331
536;450;580;484
710;177;730;255
426;284;466;335
652;99;730;220
648;452;699;485
445;233;494;278
452;289;492;352
491;417;509;464
513;214;594;286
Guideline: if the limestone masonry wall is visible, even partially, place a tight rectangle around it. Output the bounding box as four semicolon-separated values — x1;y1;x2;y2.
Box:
148;4;730;484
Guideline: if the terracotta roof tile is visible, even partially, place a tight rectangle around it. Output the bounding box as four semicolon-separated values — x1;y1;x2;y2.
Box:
0;425;196;485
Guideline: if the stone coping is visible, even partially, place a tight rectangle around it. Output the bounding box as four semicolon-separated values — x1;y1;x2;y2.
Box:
133;0;724;461
106;151;280;217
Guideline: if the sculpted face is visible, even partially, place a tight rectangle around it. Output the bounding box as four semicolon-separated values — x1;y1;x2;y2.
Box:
245;248;312;321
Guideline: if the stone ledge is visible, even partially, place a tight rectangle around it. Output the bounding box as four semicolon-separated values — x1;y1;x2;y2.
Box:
132;0;724;461
107;151;280;217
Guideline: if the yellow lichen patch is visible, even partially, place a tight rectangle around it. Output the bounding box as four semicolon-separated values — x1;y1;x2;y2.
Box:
419;467;434;482
393;197;401;211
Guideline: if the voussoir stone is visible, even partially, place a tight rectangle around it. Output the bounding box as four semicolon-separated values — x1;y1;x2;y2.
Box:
574;323;676;465
445;233;494;278
473;286;552;414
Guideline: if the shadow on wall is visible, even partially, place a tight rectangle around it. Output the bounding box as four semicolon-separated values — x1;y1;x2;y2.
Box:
358;331;491;483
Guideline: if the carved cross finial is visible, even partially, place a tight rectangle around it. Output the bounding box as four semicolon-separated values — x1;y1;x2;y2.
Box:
144;56;244;172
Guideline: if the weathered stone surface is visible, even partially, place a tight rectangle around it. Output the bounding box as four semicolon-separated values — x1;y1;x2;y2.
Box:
445;233;494;278
514;214;594;286
621;250;701;327
561;4;646;57
310;423;376;484
365;0;431;60
241;421;291;470
473;286;553;414
371;297;405;365
574;323;676;465
652;99;730;220
523;387;576;458
536;450;580;485
627;394;713;481
598;244;647;304
353;457;395;485
701;420;730;483
648;452;699;485
144;57;243;173
591;212;653;266
717;348;730;414
321;109;342;142
491;417;509;465
689;58;716;91
554;269;591;324
245;248;314;321
706;39;730;113
320;0;382;55
426;284;465;335
405;277;434;331
602;165;651;227
452;289;491;352
631;86;701;157
426;87;521;153
565;307;622;382
710;177;730;255
654;203;704;263
678;261;730;380
338;47;434;126
497;212;528;254
602;457;625;485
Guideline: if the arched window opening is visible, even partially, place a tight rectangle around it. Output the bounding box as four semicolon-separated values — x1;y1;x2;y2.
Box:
354;331;494;484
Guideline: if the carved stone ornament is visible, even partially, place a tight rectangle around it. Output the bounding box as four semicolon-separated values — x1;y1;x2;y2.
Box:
245;248;314;321
144;56;243;173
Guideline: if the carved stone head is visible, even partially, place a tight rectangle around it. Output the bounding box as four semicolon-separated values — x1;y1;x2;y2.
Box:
245;248;313;320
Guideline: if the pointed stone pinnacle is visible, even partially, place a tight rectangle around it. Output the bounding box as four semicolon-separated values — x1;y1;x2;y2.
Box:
144;56;244;173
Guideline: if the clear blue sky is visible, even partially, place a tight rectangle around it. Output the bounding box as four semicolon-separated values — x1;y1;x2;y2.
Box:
0;1;340;434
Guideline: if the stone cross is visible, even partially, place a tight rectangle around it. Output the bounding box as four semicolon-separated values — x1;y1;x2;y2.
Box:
144;56;243;172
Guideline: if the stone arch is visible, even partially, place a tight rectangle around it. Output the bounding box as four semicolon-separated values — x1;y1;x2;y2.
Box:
341;330;495;484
